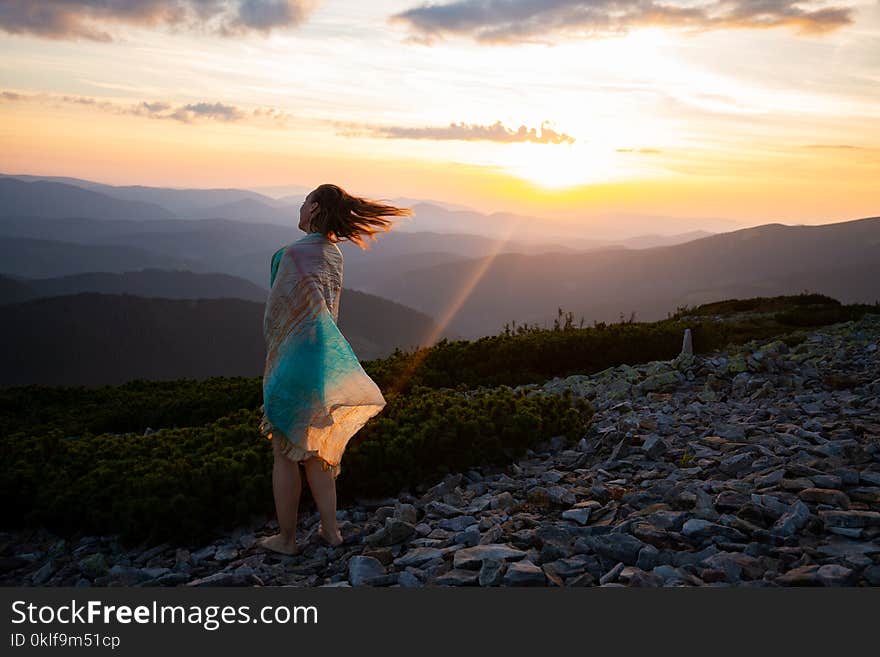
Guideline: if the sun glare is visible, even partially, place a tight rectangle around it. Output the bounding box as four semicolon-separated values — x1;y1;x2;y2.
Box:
500;141;616;189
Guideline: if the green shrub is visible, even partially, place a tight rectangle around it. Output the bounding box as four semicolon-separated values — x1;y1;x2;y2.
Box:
0;376;262;438
1;388;592;547
362;294;878;395
337;386;592;502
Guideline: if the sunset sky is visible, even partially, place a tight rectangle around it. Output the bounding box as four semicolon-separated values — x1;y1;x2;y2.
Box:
1;0;878;227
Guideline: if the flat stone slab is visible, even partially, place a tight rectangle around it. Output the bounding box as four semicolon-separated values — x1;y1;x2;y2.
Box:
453;544;528;570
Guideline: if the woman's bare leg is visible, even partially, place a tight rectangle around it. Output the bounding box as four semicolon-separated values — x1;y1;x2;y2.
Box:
258;437;302;555
303;456;342;546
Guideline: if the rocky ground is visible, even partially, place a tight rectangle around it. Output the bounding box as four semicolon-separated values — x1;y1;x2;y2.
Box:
3;314;879;587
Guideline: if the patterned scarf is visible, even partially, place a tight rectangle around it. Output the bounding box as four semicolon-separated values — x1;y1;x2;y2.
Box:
260;232;386;473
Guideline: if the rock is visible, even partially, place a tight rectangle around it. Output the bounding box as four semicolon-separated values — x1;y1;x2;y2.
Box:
623;568;665;587
32;561;54;585
599;562;625;585
728;357;748;374
394;503;419;525
527;487;551;507
424;501;463;518
719;452;754;476
780;478;814;492
490;492;515;510
187;572;255;586
814;537;880;561
434;569;479;586
798;488;850;509
639;372;682;393
107;564;142;586
714;424;746;440
701;552;764;582
502;560;546;586
397;571;423;588
755;469;785;488
579;534;646;566
364;519;417;547
454;526;481;547
561;508;592;525
863;565;880;586
348;556;387;586
214;546;238;562
566;572;596;586
682;519;746;543
642;435;668;458
776;564;858;587
453;544;528;570
819;510;880;529
479;559;505;586
811;474;843;490
770;500;811;537
547;486;576;506
393;547;445;568
191;546;216;563
439;516;478;532
78;553;108;579
134;542;170;565
479;524;504;545
849;487;880;505
681;329;693;356
636;545;659;570
141;572;189;587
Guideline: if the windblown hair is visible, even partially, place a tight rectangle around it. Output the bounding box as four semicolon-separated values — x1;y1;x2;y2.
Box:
306;183;414;250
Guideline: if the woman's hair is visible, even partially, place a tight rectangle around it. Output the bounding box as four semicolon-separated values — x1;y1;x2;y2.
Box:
306;183;414;250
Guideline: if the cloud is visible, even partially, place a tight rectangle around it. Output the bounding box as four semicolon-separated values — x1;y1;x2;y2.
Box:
252;106;295;128
1;89;292;127
388;0;854;45
0;0;319;42
167;101;246;123
138;101;173;113
347;120;576;144
219;0;318;36
616;148;662;154
804;143;863;149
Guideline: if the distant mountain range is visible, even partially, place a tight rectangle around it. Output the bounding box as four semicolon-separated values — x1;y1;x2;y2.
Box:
0;221;588;287
2;171;875;382
0;289;449;387
371;216;880;338
0;172;726;243
0;173;291;214
0;178;178;222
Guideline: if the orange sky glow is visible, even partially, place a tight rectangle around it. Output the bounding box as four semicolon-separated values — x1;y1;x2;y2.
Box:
1;0;878;228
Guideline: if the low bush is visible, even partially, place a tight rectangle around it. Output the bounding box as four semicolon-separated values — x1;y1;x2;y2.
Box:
1;387;592;546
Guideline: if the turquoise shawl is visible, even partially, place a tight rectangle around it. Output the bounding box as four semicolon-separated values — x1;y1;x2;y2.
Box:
260;232;386;473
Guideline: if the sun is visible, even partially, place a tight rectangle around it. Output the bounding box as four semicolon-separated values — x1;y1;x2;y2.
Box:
500;141;615;189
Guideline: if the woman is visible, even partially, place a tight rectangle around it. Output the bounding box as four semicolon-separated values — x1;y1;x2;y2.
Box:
257;184;413;556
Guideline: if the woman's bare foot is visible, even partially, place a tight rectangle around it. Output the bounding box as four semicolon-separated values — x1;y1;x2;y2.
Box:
257;533;299;556
318;523;343;547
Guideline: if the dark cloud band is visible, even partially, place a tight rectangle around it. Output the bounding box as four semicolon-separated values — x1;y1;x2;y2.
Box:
388;0;854;45
0;0;318;41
